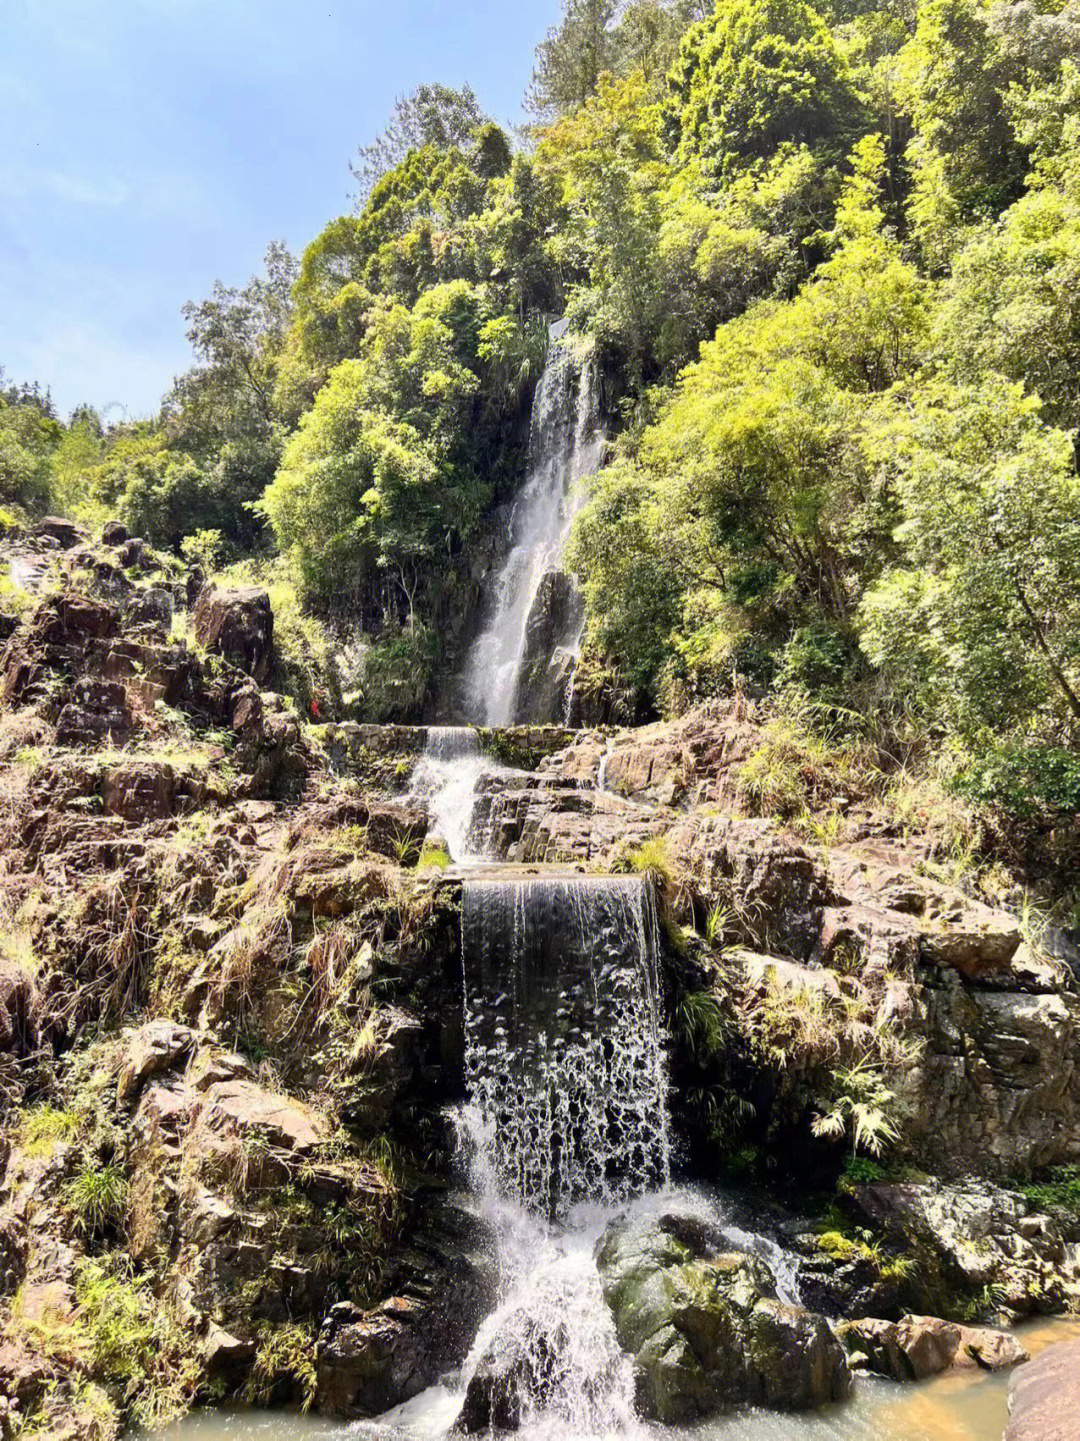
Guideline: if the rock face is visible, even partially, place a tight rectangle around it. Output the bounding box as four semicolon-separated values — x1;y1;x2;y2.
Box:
193;584;273;682
838;1314;1028;1380
54;677;132;746
849;1180;1080;1317
513;569;584;724
595;1212;851;1422
0;959;39;1058
102;759;175;821
116;1019;196;1102
1006;1338;1080;1441
476;702;1080;1183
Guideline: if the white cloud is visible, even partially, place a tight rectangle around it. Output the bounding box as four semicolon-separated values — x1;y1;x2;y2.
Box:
11;318;190;420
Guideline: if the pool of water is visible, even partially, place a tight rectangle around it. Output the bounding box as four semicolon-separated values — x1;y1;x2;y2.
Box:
148;1317;1080;1441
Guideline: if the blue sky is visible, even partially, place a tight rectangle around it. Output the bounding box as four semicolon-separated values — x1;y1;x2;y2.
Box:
0;0;559;420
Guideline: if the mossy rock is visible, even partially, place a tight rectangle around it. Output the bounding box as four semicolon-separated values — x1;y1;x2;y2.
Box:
596;1211;851;1422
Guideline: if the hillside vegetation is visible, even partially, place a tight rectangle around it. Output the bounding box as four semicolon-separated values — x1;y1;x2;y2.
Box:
4;0;1080;867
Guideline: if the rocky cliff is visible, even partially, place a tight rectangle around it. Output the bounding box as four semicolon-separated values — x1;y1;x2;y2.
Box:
1;520;1078;1437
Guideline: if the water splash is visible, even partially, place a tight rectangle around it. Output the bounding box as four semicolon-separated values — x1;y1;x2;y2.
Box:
463;336;603;726
405;727;485;863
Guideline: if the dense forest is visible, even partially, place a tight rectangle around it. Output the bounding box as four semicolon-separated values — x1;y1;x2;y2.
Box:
5;0;1080;835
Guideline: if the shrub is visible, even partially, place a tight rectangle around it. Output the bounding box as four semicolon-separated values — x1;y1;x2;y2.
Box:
1017;1165;1080;1217
65;1161;130;1239
73;1255;199;1429
952;744;1080;819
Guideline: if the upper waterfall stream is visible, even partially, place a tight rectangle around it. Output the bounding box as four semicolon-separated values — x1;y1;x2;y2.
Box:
461;333;603;727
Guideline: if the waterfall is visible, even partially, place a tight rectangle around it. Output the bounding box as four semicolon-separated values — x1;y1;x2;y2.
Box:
461;874;670;1220
462;335;603;727
446;873;670;1438
406;726;489;864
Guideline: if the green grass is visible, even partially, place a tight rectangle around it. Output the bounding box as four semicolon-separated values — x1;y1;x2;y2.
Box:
614;834;675;886
17;1103;79;1157
242;1321;317;1409
417;840;451;871
65;1161;130;1238
675;990;731;1060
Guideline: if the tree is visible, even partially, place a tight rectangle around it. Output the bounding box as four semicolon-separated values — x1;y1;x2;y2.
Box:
0;390;58;511
527;0;620;119
260;284;489;606
168;240;297;446
860;380;1080;738
350;84;489;205
535;74;669;378
898;0;1031;264
665;0;861;178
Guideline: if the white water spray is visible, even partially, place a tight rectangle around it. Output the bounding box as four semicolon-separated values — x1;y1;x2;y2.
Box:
406;727;497;864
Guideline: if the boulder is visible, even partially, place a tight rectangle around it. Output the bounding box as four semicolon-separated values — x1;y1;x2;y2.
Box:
458;1308;569;1433
116;1020;196;1103
203;1322;255;1377
316;1297;432;1416
825;842;1021;979
117;537;152;570
849;1180;1080;1316
790;1232;902;1322
546;700;762;810
125;586;174;631
30;594;118;647
364;803;428;861
35;516;87;550
0;1336;53;1411
838;1314;1028;1381
316;1200;497;1416
101;520;128;546
667;814;831;961
342;1006;423;1129
194;584;273;683
1006;1338;1080;1441
596;1211;850;1422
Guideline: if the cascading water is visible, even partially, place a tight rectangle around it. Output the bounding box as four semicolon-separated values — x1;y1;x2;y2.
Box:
406;727;487;864
450;873;671;1439
462;334;604;727
461;874;671;1219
